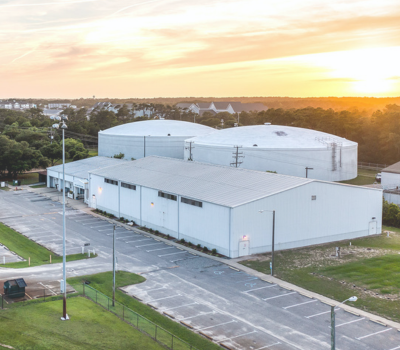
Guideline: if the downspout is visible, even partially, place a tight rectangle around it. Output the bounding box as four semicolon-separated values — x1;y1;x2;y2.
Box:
229;207;232;258
177;196;180;240
140;186;142;226
118;181;120;218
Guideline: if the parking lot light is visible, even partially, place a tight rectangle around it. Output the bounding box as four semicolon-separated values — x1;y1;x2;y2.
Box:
331;296;358;349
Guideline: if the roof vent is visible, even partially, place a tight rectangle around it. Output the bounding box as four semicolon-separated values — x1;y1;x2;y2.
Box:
275;131;287;136
264;123;271;125
167;133;171;136
253;144;258;147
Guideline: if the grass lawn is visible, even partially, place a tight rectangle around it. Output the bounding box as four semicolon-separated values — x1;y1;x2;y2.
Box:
88;149;98;157
0;297;164;350
0;223;95;268
30;184;47;188
240;227;400;322
339;168;378;186
68;271;221;350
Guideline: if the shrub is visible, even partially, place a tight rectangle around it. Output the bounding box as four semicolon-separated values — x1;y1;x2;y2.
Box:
180;238;186;243
203;246;209;252
120;217;124;221
211;248;217;254
155;230;159;234
197;244;201;249
188;242;193;246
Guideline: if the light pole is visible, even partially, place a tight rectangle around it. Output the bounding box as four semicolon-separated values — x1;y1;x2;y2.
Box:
113;224;116;307
53;114;68;321
331;296;358;349
259;210;276;276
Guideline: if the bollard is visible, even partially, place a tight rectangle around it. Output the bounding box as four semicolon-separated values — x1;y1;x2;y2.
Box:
3;256;5;264
93;249;95;255
29;257;30;266
50;255;52;263
82;246;84;254
387;232;390;237
88;250;90;258
349;242;351;246
270;261;272;276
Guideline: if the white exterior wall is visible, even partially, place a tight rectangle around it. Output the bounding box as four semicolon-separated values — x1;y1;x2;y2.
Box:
120;185;141;222
230;182;382;258
185;143;357;181
99;134;190;160
89;174;119;216
381;172;400;188
384;192;400;206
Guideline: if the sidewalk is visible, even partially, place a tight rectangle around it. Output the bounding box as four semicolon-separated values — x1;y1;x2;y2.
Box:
28;186;400;331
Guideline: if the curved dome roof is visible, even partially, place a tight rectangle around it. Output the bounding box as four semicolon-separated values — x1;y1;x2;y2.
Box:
100;120;215;137
187;125;357;149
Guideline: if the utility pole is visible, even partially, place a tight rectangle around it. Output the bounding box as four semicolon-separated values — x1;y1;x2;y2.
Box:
112;225;116;307
185;141;194;161
305;167;313;178
271;210;275;276
230;145;244;168
237;112;240;126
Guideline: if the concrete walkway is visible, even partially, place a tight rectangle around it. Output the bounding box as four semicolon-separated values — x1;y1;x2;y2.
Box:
27;186;400;331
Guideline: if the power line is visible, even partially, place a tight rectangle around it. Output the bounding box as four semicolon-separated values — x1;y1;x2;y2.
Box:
230;145;244;168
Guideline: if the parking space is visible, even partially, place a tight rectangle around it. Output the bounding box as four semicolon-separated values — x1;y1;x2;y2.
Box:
0;244;23;263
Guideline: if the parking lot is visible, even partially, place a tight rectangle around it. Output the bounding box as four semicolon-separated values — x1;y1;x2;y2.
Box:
1;188;400;350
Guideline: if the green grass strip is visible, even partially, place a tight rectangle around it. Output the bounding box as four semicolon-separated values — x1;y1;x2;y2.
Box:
68;271;221;350
0;222;95;268
0;297;164;350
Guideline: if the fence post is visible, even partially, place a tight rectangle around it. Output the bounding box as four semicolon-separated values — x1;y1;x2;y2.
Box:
96;290;97;304
83;283;85;297
155;325;157;340
44;288;45;302
123;305;124;320
137;313;139;327
108;297;109;310
172;335;174;350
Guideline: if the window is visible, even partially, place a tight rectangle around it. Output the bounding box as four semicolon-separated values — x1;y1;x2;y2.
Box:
158;191;177;201
121;182;136;190
104;178;118;186
311;195;317;200
181;197;202;208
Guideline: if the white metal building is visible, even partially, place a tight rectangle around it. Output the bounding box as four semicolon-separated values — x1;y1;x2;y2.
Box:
47;156;125;203
184;125;358;181
88;156;381;258
381;162;400;205
98;120;215;160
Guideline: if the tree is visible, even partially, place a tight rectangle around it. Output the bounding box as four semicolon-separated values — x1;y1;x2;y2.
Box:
64;138;89;160
40;143;64;166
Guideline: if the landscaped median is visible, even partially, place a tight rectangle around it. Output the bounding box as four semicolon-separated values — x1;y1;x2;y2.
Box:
239;227;400;323
68;271;221;350
0;222;96;268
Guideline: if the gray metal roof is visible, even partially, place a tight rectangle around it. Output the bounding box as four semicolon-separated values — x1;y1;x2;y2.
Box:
89;156;313;207
382;161;400;174
47;156;126;179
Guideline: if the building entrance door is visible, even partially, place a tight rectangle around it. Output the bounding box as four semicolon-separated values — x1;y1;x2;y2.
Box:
369;221;377;235
238;240;250;257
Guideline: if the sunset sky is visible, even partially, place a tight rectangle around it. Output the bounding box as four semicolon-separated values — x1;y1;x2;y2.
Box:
1;0;400;98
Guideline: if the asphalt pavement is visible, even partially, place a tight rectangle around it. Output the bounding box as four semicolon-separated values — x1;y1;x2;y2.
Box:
0;187;399;350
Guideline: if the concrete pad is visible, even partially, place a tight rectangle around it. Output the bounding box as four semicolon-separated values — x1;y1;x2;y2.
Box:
0;244;23;263
166;303;214;321
148;295;194;310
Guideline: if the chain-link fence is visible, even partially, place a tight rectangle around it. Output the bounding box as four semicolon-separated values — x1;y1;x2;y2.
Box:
78;283;196;350
358;161;387;171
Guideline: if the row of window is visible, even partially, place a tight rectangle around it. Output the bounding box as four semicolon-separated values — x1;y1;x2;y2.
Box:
104;178;118;186
104;183;202;208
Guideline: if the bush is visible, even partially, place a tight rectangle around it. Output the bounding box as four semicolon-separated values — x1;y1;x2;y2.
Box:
197;244;201;249
211;248;217;254
120;217;124;221
180;238;186;243
203;246;209;252
188;242;193;246
155;230;159;234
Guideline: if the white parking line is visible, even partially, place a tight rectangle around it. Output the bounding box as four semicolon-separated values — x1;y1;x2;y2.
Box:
283;300;317;310
32;234;56;239
136;243;161;248
82;221;103;225
334;318;365;328
254;342;281;350
244;285;277;293
198;320;235;331
159;251;188;257
126;239;152;243
134;286;167;294
116;236;134;240
305;310;331;319
388;346;400;350
263;292;296;301
147;295;181;302
146;247;175;252
163;302;197;311
235;277;258;283
75;219;99;223
356;328;392;340
220;330;257;342
180;311;215;321
90;225;111;229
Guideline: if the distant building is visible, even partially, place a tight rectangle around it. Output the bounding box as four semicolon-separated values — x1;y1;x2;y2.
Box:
381;162;400;205
48;103;71;109
0;101;36;110
175;101;268;115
